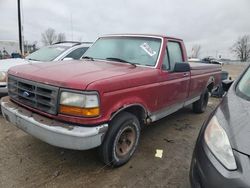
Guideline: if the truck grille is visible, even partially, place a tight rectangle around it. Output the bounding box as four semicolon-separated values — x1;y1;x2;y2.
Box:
8;75;59;115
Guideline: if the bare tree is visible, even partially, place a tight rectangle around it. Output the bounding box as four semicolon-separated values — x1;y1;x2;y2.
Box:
57;33;66;42
191;45;201;58
41;28;57;45
231;35;250;62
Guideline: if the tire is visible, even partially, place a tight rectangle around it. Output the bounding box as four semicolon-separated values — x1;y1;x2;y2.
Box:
98;111;141;167
193;88;209;113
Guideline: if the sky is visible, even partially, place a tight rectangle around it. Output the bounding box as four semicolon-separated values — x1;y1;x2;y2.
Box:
0;0;249;59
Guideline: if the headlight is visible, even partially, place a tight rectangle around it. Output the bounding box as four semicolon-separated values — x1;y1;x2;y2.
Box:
204;116;237;170
0;71;7;82
59;91;100;117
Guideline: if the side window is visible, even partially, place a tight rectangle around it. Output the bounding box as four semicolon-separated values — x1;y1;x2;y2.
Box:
65;47;88;60
162;49;170;70
167;41;183;70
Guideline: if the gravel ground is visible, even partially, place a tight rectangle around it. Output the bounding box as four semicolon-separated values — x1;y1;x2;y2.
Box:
0;64;247;188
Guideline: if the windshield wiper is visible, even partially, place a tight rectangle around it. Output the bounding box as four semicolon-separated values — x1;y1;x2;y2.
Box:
82;56;94;61
26;58;39;61
105;57;136;67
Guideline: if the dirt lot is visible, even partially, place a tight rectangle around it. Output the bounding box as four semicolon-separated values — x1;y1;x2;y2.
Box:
0;64;248;188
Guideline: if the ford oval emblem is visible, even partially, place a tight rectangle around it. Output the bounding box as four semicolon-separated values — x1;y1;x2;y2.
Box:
23;91;30;97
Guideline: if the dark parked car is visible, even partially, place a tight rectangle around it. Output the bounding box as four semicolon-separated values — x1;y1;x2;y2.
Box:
202;57;224;66
11;52;22;58
190;64;250;187
211;71;229;98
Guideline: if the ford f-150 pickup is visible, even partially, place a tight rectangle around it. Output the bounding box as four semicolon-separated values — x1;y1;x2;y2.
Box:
1;34;221;167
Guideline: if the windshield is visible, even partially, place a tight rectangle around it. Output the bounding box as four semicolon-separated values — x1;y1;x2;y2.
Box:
26;45;69;61
237;67;250;101
84;37;162;66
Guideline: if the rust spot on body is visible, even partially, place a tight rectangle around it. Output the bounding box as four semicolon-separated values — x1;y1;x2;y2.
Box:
32;113;74;130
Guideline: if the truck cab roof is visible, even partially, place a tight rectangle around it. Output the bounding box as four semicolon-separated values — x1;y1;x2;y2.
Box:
101;34;183;41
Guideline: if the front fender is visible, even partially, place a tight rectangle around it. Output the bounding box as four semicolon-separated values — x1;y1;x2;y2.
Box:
101;92;151;122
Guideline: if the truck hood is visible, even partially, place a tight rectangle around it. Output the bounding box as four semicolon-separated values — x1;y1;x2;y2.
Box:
0;58;29;72
8;60;146;90
215;88;250;156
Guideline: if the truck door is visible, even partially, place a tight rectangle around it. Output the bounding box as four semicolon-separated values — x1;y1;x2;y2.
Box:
156;41;190;116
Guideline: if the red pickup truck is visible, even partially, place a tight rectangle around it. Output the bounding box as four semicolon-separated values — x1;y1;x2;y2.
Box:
1;34;221;167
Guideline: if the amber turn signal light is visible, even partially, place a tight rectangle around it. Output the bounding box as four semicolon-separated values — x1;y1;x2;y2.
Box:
59;105;100;117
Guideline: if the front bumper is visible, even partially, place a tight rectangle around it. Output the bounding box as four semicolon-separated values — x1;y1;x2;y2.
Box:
190;140;250;188
1;96;108;150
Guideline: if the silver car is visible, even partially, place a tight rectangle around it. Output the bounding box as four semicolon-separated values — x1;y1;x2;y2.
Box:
0;41;92;96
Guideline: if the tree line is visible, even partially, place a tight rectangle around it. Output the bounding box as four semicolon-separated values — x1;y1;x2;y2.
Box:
189;36;250;62
41;28;66;45
231;35;250;62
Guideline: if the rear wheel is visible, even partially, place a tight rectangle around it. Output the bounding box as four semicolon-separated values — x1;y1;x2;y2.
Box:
193;88;209;113
98;112;140;167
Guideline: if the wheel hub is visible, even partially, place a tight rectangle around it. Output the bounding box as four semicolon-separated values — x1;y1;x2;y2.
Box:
115;126;136;158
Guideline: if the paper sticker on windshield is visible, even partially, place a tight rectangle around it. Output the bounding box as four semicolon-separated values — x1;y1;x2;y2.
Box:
140;43;156;56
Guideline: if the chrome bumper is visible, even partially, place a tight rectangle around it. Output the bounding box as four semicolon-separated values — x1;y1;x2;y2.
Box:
0;83;7;95
1;96;108;150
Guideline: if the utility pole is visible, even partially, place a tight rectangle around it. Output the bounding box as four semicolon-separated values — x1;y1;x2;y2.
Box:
17;0;24;56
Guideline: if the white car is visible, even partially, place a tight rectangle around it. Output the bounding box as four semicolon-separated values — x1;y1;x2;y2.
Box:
0;42;92;96
188;58;202;63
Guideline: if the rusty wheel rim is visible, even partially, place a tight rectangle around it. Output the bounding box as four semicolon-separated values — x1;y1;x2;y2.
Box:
115;126;136;158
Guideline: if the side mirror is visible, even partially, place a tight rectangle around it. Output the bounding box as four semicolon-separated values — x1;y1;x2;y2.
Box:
173;63;190;72
222;80;234;92
63;57;74;61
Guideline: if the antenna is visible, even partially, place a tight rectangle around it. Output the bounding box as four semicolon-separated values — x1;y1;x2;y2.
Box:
70;13;73;41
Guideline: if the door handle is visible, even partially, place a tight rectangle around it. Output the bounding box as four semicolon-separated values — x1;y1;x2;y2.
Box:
183;73;189;77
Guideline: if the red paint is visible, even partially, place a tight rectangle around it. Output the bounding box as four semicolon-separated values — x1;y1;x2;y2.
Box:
8;35;221;125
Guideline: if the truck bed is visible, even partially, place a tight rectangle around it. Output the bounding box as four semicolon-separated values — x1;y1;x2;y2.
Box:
187;62;221;100
189;62;221;76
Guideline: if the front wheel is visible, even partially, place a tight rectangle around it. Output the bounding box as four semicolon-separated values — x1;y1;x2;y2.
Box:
98;112;141;167
193;88;209;113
